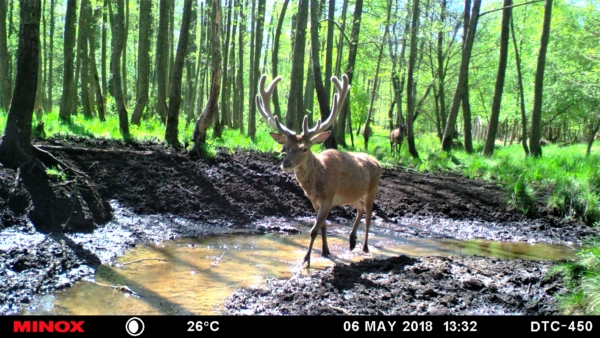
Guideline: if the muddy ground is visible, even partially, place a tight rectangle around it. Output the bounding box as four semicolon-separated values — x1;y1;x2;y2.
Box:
0;137;597;315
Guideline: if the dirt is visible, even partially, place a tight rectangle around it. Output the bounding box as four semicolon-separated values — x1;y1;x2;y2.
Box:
0;136;597;316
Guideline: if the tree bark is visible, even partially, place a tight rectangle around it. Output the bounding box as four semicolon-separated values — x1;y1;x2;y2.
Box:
271;0;290;119
191;0;221;152
165;0;193;147
406;0;421;159
286;0;309;133
236;0;245;133
88;7;105;121
247;0;266;139
482;0;512;156
0;0;40;167
310;0;337;149
131;0;152;125
529;0;553;157
216;0;234;137
335;0;363;146
441;0;481;151
109;0;130;139
59;0;77;120
0;1;12;113
155;0;171;122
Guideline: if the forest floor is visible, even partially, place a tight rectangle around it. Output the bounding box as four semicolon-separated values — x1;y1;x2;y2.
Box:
0;137;597;315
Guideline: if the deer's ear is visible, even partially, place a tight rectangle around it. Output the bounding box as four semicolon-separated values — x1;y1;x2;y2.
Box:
310;131;331;144
270;132;287;144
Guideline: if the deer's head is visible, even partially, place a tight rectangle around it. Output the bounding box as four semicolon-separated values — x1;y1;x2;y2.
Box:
256;74;351;172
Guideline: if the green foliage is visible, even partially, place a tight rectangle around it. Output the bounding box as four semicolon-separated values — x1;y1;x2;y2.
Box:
551;243;600;315
507;174;536;215
46;166;66;181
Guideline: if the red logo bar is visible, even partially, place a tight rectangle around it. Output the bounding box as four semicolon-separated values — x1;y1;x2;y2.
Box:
13;321;85;333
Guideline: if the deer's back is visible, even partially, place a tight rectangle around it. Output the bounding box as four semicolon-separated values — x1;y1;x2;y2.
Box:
315;150;382;205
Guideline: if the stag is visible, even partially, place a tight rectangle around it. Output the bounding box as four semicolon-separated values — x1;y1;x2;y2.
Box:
390;123;407;156
256;74;382;268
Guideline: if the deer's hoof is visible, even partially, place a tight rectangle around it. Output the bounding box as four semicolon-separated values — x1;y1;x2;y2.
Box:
363;244;369;253
322;248;331;258
349;234;357;251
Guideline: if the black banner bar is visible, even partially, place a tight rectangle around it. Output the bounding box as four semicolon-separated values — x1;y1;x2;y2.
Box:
2;316;599;336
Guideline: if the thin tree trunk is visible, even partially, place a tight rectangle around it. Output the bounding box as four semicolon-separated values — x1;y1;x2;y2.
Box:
271;0;289;119
102;0;108;105
310;0;337;149
191;0;222;152
236;0;245;133
0;1;12;112
285;0;309;133
59;0;77;120
165;0;193;147
155;0;170;122
131;0;152;125
47;0;54;111
482;0;512;156
184;0;198;124
109;0;130;139
406;0;420;159
79;0;92;118
216;0;233;137
248;0;266;139
89;7;105;121
441;0;481;151
529;0;552;157
335;0;362;146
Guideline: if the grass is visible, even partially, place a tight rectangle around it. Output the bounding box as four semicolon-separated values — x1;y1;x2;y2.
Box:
550;242;600;315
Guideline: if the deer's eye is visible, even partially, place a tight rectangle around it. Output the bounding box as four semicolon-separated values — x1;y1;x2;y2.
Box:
302;148;308;152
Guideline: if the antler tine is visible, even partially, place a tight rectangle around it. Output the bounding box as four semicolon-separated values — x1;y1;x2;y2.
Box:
306;74;351;137
256;74;295;136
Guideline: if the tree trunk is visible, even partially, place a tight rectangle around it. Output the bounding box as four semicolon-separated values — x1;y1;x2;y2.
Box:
131;0;152;125
247;0;266;139
335;0;363;146
586;117;600;156
0;1;12;113
529;0;553;157
0;0;40;167
285;0;309;133
155;0;171;123
79;0;93;118
109;0;130;139
216;0;234;137
165;0;193;147
102;0;108;106
271;0;289;119
441;0;481;151
310;0;337;149
236;0;245;133
122;0;128;107
406;0;421;159
191;0;221;152
88;7;106;121
184;0;198;125
59;0;77;121
482;0;512;156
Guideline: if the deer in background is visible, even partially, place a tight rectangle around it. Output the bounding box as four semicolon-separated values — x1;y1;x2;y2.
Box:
256;74;383;268
390;123;407;156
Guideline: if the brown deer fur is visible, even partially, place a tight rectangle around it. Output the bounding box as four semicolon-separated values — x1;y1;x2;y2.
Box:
257;74;382;268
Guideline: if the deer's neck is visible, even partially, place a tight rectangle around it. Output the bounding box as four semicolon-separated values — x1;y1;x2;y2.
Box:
293;152;324;198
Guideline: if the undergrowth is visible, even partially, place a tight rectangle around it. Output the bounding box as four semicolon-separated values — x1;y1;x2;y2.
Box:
1;110;599;224
550;242;600;315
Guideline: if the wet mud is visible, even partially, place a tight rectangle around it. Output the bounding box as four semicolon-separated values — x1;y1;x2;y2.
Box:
0;137;597;315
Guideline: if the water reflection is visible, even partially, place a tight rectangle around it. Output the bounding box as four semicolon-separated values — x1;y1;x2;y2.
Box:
23;221;577;315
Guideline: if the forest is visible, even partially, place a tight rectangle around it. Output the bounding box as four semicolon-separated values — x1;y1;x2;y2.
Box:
0;0;600;316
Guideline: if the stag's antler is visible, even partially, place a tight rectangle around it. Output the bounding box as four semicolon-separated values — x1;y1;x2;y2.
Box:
256;75;296;136
303;74;351;139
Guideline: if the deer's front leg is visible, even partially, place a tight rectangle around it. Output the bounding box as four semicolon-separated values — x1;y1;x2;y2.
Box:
304;203;331;268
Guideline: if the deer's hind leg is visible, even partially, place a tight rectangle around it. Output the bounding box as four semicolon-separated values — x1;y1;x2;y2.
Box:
349;199;365;251
362;187;378;253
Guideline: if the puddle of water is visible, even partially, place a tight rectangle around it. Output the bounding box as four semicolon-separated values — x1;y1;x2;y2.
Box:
23;221;577;316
